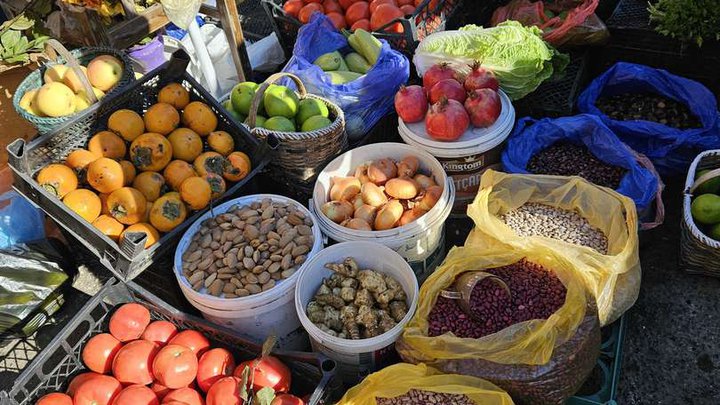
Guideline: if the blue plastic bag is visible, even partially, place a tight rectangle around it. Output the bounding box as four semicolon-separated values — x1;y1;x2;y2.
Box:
0;191;45;249
282;13;410;141
502;114;659;211
577;62;720;174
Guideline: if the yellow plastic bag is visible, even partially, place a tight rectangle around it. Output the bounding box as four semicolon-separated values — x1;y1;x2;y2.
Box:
338;363;515;405
397;245;600;405
466;170;640;326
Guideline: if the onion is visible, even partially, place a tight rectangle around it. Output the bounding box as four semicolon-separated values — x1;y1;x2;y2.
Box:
344;218;373;231
321;200;354;223
354;164;372;184
397;156;420;178
361;182;388;207
367;158;397;185
399;207;427;226
354;204;377;224
385;177;419;200
418;185;442;211
413;174;436;189
351;194;365;211
374;200;403;230
330;176;361;201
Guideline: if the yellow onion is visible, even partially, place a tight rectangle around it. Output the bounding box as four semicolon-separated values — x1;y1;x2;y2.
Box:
418;185;442;211
321;200;354;223
344;218;373;231
397;156;420;178
361;182;388;207
354;163;372;184
351;194;365;211
413;174;436;189
354;204;377;224
399;206;428;226
367;158;397;185
385;177;419;200
330;176;361;201
374;200;403;230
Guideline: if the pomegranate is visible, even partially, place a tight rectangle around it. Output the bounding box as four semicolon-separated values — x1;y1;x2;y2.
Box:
464;88;501;128
425;97;469;141
422;63;459;90
464;62;500;92
394;85;428;123
428;79;466;104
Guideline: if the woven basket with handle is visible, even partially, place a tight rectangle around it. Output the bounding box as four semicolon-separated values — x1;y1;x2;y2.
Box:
681;149;720;275
12;39;135;135
246;72;347;184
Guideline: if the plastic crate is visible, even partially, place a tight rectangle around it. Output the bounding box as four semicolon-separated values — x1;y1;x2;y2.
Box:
236;0;277;41
262;0;461;57
5;51;277;283
0;280;340;405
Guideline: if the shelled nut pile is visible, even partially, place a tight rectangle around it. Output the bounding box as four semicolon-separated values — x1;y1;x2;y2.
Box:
376;389;475;405
181;198;314;297
501;203;609;254
596;92;700;129
527;141;627;189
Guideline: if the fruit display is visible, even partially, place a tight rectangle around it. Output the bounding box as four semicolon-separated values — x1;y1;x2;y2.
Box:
595;92;700;129
319;155;442;231
282;0;419;31
33;302;306;405
34;82;253;248
305;257;410;339
690;168;720;241
311;29;381;84
19;54;125;117
394;62;502;141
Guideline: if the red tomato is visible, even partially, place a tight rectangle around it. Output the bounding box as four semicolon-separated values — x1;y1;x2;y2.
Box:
326;12;347;29
303;0;322;3
233;356;291;393
109;303;151;342
112;340;159;385
298;3;324;23
167;330;210;358
162;388;204;405
397;0;412;4
345;1;369;26
142;321;178;347
197;348;236;393
36;392;72;405
151;382;172;401
81;333;123;374
153;344;198;389
205;377;243;405
283;0;304;17
415;0;438;9
66;372;101;397
369;0;396;14
370;3;404;32
271;394;305;405
350;18;370;31
339;0;359;9
73;374;122;405
323;0;343;13
399;4;415;14
113;385;159;405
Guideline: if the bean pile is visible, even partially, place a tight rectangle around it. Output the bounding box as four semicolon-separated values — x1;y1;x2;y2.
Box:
376;389;475;405
428;260;566;339
501;203;609;254
596;92;700;129
527;141;627;189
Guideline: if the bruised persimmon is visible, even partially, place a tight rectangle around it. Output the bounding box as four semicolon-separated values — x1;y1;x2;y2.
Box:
63;189;101;223
158;83;190;109
92;214;125;241
119;160;136;186
223;151;251;182
88;131;127;160
132;171;166;202
194;151;226;177
121;223;160;248
167;128;203;162
150;192;187;232
108;109;145;142
87;157;125;194
107;187;147;225
179;176;211;210
163;160;197;191
130;133;173;172
204;173;226;200
207;131;235;156
181;101;217;136
144;103;180;135
37;164;78;198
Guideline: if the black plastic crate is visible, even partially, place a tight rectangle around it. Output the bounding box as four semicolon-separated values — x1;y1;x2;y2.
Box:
262;0;461;58
236;0;277;41
6;52;277;282
0;280;339;405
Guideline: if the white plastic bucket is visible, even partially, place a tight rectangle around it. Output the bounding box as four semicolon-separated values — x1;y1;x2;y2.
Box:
174;194;324;350
295;241;419;384
311;143;455;282
398;90;515;217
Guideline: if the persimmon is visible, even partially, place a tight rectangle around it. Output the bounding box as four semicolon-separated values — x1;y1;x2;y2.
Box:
223;152;251;182
37;164;78;198
284;0;303;17
345;1;369;26
132;171;166;202
181;101;217;136
326;12;346;29
87;157;125;193
163;160;197;191
150;192;187;232
323;0;343;14
168;128;203;162
179;177;211;210
204;173;226;200
121;223;160;248
92;214;125;241
371;4;404;32
207;131;235;156
88;130;127;160
119;160;136;186
350;18;370;31
299;3;324;24
194;151;226;177
65;149;99;173
108;109;145;142
63;189;102;223
158;83;190;109
130;133;173;172
144;103;180;135
107;187;147;225
339;0;357;10
369;0;396;13
99;192;111;215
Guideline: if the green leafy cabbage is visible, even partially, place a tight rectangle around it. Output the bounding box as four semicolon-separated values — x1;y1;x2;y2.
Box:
414;21;568;100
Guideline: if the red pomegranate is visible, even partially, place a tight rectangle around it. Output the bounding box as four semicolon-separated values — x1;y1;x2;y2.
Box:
428;79;466;104
425;97;470;141
394;85;428;123
422;63;459;91
464;88;501;128
464;62;499;92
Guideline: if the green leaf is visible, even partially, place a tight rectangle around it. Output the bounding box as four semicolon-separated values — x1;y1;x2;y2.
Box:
237;365;251;402
14;36;29;54
10;15;34;31
255;387;276;405
1;30;20;51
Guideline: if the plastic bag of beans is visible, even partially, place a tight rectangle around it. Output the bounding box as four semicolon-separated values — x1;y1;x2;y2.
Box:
397;245;600;405
337;363;515;405
465;170;640;326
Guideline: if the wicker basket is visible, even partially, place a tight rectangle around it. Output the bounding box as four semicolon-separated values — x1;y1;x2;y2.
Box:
680;150;720;276
12;39;135;135
246;72;347;185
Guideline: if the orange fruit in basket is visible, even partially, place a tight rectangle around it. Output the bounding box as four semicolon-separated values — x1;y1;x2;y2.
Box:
181;101;217;136
108;109;145;142
132;171;166;202
163;160;197;191
158;83;190;109
207;131;235;156
150;192;187;232
204;173;226;200
92;214;125;241
223;152;251;182
119;160;136;185
371;4;404;32
36;392;73;405
107;187;147;225
87;157;125;193
99;192;111;215
179;176;212;210
144;103;180;135
168;128;203;162
142;201;153;223
130;132;173;172
37;164;78;198
121;222;160;248
193;151;226;177
88;130;127;160
65;149;100;173
63;189;102;222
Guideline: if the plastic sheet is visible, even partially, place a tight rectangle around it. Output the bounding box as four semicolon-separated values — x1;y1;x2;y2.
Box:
0;190;45;249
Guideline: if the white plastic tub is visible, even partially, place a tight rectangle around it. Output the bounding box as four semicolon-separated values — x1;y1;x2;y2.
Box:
311;143;455;282
174;194;324;350
295;241;419;384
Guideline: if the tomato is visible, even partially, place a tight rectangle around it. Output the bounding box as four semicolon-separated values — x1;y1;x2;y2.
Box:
302;0;322;3
397;0;412;4
344;1;369;26
205;377;243;405
325;12;346;29
112;339;160;385
153;344;198;389
81;333;123;374
142;321;178;347
167;330;210;358
113;385;159;405
369;0;396;14
196;348;236;393
73;374;122;405
350;18;370;31
399;4;414;14
233;356;291;393
109;303;151;342
370;3;404;32
162;388;204;405
36;392;72;405
283;0;303;17
151;382;172;401
271;394;305;405
339;0;358;9
298;3;324;23
66;372;101;397
322;0;343;14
